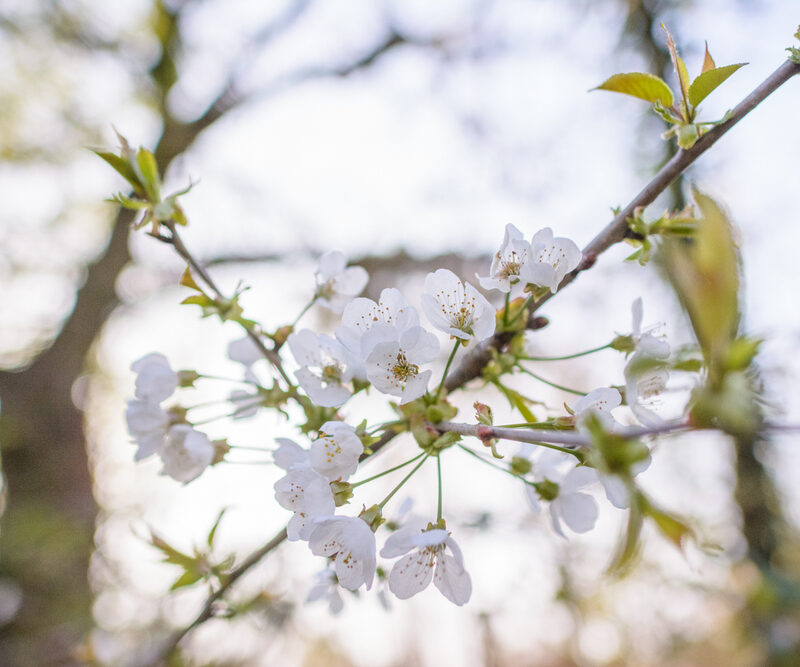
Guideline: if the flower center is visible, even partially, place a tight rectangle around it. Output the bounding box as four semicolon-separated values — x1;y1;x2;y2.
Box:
321;363;343;384
316;278;336;300
391;352;419;382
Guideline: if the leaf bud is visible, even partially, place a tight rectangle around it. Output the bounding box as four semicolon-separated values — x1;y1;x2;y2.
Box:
677;123;699;149
473;401;493;426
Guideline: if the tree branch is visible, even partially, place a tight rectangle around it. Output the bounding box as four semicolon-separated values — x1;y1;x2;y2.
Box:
437;420;689;448
154;56;800;662
444;58;800;391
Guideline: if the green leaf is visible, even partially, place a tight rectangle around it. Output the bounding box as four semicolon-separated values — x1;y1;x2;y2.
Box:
688;63;747;107
663;191;741;387
594;72;674;107
207;508;227;548
663;24;690;112
93;150;143;192
170;569;203;591
607;494;644;577
135;148;161;200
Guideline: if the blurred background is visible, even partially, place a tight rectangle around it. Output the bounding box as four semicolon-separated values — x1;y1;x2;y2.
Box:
1;0;800;665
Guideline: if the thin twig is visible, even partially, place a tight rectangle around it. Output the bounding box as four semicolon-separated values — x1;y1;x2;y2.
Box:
437;420;690;447
165;222;294;388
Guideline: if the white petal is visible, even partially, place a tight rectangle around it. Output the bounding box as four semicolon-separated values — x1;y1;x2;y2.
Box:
557;492;598;533
560;466;599;493
273;438;308;470
389;551;434;599
433;552;472;606
296;368;351;408
317;250;346;277
631;298;644;337
601;473;630;509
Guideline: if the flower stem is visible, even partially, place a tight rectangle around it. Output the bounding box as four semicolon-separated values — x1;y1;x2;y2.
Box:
502;291;511;326
518;343;611;361
377;454;430;509
517;365;586;396
457;444;533;483
351;452;426;488
434;340;461;402
290;297;317;329
436;454;443;522
197;373;265;387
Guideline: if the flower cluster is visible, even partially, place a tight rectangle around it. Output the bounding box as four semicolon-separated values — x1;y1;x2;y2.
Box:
477;223;582;295
125;354;215;483
122;227;683;612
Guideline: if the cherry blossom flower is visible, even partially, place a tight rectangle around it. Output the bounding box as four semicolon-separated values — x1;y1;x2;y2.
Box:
624;299;671;427
522;227;582;294
381;522;472;605
630;297;670;359
421;269;496;342
625;357;669;428
125;399;169;460
570;387;622;429
314;250;369;314
308;516;377;590
524;450;599;536
131;353;178;403
310;421;364;481
288;329;356;407
335;288;419;378
159;424;214;483
477;223;532;293
273;438;336;541
306;568;344;614
364;325;439;403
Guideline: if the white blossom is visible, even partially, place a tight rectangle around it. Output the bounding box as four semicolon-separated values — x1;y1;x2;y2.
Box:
275;468;336;541
364;325;439;403
288;329;356;407
477;223;532;293
131;353;178;403
624;299;671;428
570;387;622;429
125;399;169;461
308;516;377;590
630;298;670;359
335;288;419;378
306;568;344;614
381;522;472;606
522;227;582;294
159;424;214;483
524;450;599;536
314;250;369;314
310;421;364;481
625;356;669;428
421;269;496;342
